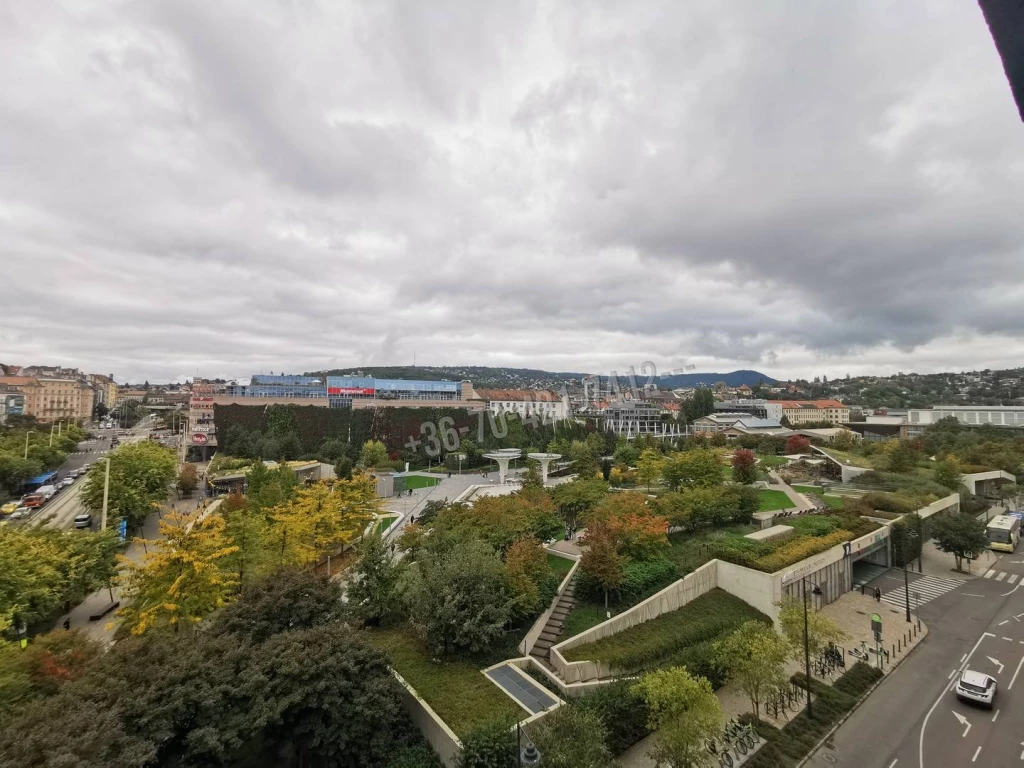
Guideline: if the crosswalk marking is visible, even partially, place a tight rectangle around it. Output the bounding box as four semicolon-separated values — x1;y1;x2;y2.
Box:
1011;575;1019;584
985;570;994;578
997;572;1007;582
880;575;962;609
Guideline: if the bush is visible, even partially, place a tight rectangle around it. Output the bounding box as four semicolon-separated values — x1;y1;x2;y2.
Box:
751;530;851;572
563;589;769;672
832;661;883;698
458;720;517;768
617;559;679;604
575;681;651;755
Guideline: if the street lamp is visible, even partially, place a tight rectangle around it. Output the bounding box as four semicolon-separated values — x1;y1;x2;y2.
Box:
784;571;823;720
23;429;35;459
517;722;542;767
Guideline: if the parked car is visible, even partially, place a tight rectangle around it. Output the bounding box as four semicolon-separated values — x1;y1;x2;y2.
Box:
1;501;18;515
60;478;75;489
955;670;997;708
10;506;31;519
73;513;93;529
36;484;58;500
21;494;44;509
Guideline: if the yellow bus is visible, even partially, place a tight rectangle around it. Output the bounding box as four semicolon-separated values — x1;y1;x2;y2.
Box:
986;515;1021;553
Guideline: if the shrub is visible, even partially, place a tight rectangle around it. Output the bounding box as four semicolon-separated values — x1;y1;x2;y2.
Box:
617;559;679;603
563;589;769;671
575;681;652;755
751;530;851;572
458;720;517;768
832;661;883;698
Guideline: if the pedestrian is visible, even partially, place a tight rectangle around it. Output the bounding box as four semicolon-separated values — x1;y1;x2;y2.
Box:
874;586;881;602
408;488;413;497
63;617;71;631
410;514;415;524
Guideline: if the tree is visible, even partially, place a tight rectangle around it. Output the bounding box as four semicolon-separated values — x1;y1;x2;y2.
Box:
777;595;847;664
527;704;616;768
637;449;663;492
886;440;917;473
176;463;198;497
334;455;354;480
271;478;379;567
520;462;544;489
717;621;789;721
632;667;722;768
579;525;624;609
80;441;177;527
347;533;406;626
458;720;517;768
614;442;639;468
116;511;239;635
504;536;556;618
359;439;389;469
831;430;857;451
890;514;923;568
551;477;609;526
221;492;273;586
931;512;988;572
406;534;518;656
731;449;758;484
571;440;601;479
785;435;811;455
210;568;343;644
665;450;723;490
934;456;963;491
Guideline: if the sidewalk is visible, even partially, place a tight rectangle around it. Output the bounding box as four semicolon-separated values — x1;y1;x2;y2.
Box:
57;481;209;644
768;470;815;511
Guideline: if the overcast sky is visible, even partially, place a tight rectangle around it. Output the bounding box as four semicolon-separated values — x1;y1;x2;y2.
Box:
2;1;1022;384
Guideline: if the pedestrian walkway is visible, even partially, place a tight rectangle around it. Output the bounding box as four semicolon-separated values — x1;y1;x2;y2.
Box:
484;663;560;715
879;574;961;610
982;568;1021;584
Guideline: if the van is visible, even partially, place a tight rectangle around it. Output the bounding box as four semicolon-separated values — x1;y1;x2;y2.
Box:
36;484;58;500
22;494;44;509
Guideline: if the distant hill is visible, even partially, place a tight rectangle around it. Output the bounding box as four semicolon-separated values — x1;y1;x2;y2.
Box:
308;365;775;390
655;370;777;389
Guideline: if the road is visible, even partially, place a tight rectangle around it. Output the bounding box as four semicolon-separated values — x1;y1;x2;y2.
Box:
16;416;157;530
806;553;1024;768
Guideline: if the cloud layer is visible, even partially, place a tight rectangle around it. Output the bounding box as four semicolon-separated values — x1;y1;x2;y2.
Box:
2;0;1022;382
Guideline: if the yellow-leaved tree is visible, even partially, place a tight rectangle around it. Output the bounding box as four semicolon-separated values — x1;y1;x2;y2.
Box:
271;477;379;567
117;511;239;635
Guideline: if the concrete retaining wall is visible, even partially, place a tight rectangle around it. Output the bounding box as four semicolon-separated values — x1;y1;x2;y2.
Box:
550;560;718;683
916;492;960;520
962;471;1015;495
717;559;779;623
393;670;462;768
518;554;580;656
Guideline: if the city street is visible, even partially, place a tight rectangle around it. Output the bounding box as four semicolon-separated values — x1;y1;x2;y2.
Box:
806;552;1024;768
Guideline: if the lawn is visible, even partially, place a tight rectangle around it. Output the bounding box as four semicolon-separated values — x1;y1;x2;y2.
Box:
562;589;769;675
758;489;793;511
363;626;522;738
547;552;574;580
562;604;620;638
793;485;844;510
757;454;791;467
404;475;441;490
375;516;398;536
818;447;876;469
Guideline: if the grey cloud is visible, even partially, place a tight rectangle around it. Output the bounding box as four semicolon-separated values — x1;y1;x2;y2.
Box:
1;0;1022;383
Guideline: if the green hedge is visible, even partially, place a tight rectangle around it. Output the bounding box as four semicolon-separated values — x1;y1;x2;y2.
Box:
575;558;679;605
575;680;651;755
562;589;769;672
741;662;882;767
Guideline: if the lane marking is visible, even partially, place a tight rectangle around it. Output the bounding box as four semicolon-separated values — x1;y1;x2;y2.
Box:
953;711;972;738
963;593;985;597
1003;583;1023;597
1010;655;1024;690
988;656;1006;673
919;633;993;768
993;709;1001;722
961;653;969;662
997;572;1007;581
984;570;994;578
973;746;982;762
948;669;957;680
1006;637;1015;642
888;761;898;768
1001;620;1010;626
1012;574;1020;584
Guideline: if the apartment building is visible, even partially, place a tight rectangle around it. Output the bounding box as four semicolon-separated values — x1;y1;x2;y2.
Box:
0;375;92;422
770;399;850;425
473;388;569;423
87;374;119;408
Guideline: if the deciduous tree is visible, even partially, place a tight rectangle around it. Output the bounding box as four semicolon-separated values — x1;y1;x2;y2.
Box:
527;704;616;768
117;511;239;635
633;667;722;768
717;620;789;721
359;439;389;469
637;449;663;492
347;533;406;626
934;456;963;491
176;463;198;496
271;478;378;567
580;525;625;609
777;595;847;664
931;512;988;572
731;449;758;484
785;435;811;455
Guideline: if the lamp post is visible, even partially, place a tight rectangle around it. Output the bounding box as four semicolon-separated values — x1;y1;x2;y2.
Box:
100;457;112;531
517;722;542;767
785;572;823;720
23;430;34;459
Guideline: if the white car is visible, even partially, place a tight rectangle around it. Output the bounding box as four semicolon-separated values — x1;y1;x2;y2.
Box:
955;670;997;708
10;506;31;519
60;477;75;488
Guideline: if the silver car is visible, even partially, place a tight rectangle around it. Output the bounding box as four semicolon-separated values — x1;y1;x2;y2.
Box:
955;670;997;708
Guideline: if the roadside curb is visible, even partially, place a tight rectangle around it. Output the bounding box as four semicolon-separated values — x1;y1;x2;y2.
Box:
799;621;931;767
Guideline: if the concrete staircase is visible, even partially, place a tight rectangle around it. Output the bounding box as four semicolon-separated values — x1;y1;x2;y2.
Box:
529;575;577;670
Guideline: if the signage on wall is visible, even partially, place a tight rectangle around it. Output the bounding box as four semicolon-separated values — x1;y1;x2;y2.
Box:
328;387;375;396
191;434;209;445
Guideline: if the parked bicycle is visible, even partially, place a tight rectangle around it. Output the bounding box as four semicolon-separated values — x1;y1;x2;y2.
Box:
705;737;734;768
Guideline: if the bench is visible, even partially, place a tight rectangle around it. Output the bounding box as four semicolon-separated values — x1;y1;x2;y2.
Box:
88;601;120;621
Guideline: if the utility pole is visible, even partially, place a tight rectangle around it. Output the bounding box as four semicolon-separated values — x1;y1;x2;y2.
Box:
23;430;34;459
100;457;111;530
803;578;813;720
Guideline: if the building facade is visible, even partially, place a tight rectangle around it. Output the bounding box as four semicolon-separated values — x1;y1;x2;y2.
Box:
221;374;482;410
87;374;118;408
0;390;25;424
604;401;671;437
474;388;569;423
770;400;850;425
0;377;43;417
908;405;1024;429
713;399;783;421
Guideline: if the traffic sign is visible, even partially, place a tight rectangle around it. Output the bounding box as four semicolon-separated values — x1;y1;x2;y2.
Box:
871;612;882;642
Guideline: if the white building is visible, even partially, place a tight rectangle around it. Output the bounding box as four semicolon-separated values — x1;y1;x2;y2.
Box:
474;388;569;423
908;405;1024;428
